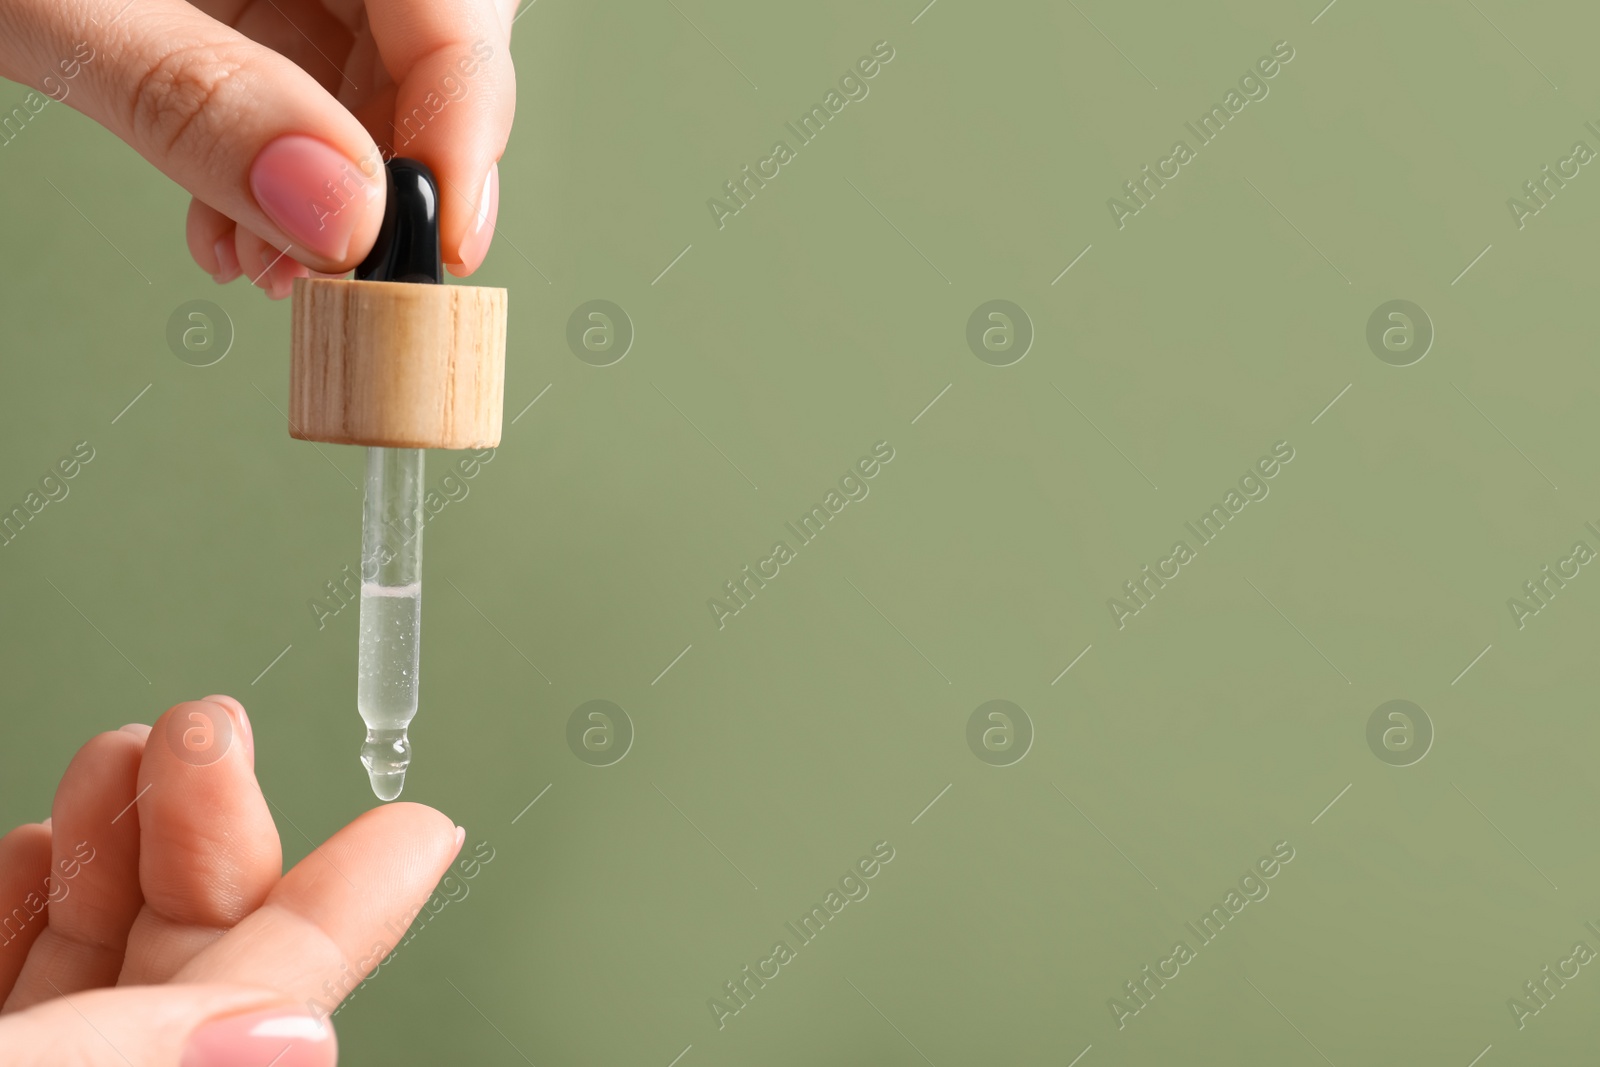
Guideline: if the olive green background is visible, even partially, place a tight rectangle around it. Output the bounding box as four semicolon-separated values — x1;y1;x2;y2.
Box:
5;0;1600;1062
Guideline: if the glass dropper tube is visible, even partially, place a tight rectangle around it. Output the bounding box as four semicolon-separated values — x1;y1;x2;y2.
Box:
358;446;424;800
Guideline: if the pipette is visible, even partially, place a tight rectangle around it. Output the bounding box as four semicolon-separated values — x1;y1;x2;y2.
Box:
288;156;507;803
352;159;441;801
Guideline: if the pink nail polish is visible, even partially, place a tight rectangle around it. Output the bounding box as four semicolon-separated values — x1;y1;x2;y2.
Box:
250;135;382;263
451;162;498;275
213;238;240;283
182;1009;335;1067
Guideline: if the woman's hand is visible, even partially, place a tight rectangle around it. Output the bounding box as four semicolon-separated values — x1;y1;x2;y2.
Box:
0;0;517;297
0;696;462;1065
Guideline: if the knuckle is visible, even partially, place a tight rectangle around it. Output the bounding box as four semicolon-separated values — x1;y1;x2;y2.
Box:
128;45;244;156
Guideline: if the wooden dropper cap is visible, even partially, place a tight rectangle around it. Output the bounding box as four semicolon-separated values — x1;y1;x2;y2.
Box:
288;158;506;449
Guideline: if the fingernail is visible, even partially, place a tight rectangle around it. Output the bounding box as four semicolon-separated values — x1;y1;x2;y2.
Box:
250;134;382;263
234;706;255;761
182;1009;335;1067
213;238;240;283
203;696;253;763
449;162;498;276
40;818;51;830
454;826;467;853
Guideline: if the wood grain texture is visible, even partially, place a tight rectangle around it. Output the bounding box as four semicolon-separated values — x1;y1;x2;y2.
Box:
289;277;507;449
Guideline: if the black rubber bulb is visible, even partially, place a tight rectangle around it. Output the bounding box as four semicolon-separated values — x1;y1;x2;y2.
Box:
355;157;442;285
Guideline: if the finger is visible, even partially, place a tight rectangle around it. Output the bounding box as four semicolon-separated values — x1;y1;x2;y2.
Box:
0;0;387;272
0;823;52;1005
235;227;309;300
271;253;314;299
3;729;146;1012
365;0;515;273
0;983;335;1067
186;198;241;282
175;804;461;1011
119;700;283;986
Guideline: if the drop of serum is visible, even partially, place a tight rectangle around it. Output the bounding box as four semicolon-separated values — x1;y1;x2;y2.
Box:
361;727;411;801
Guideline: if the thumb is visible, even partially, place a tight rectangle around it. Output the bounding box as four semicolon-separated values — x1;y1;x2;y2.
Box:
1;0;386;272
0;984;337;1067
